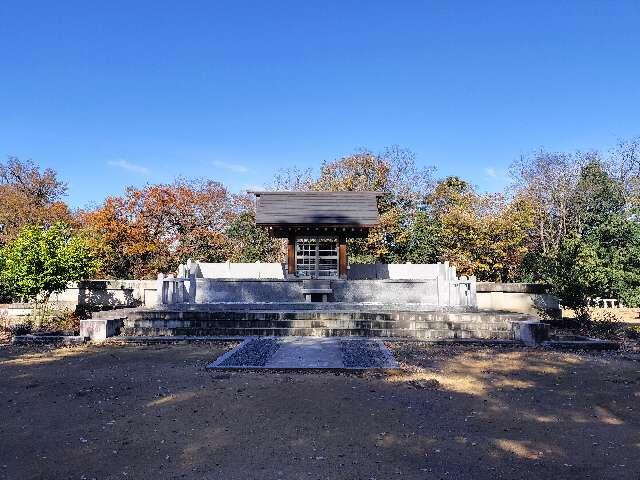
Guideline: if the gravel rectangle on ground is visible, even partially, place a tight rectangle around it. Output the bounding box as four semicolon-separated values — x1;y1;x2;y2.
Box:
214;337;281;367
340;338;397;368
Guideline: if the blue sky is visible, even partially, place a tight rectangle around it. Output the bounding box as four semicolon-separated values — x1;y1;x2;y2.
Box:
1;1;639;208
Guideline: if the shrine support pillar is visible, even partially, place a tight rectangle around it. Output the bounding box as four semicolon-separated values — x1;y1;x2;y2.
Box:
338;236;347;279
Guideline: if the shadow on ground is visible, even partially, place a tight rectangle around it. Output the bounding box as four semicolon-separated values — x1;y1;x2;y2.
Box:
0;341;638;479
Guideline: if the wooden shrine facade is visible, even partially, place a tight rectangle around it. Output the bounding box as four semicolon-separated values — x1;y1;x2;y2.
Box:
252;191;382;279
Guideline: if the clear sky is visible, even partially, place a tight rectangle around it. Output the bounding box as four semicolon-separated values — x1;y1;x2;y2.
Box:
1;1;639;208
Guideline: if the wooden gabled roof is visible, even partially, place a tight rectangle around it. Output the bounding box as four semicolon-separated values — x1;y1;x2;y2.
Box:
252;191;382;227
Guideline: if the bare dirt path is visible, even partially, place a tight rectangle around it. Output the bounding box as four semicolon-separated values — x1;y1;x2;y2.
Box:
1;341;639;480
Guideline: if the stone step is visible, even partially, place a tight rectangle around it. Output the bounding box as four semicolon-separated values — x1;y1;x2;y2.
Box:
121;326;514;340
141;302;455;312
118;306;533;341
132;311;511;320
128;311;518;324
126;319;512;331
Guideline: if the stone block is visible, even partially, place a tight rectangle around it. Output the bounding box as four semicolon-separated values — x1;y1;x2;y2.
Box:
80;317;125;342
510;320;549;346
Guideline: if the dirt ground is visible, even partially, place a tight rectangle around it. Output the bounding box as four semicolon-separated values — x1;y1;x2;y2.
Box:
564;308;640;323
1;342;639;480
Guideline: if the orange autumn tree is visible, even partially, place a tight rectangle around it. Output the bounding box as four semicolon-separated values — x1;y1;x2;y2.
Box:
0;156;73;244
81;179;235;279
79;196;156;279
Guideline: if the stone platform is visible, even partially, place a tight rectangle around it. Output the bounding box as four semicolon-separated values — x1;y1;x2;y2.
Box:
119;303;548;343
208;337;399;370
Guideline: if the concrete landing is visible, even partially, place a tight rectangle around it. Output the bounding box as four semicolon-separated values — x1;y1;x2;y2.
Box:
267;337;344;368
208;337;399;370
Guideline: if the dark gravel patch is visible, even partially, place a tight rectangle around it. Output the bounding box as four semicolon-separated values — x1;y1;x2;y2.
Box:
340;339;394;368
216;338;281;367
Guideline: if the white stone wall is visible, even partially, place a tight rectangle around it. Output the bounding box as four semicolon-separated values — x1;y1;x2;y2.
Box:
477;291;560;318
0;280;155;324
49;280;156;308
192;261;459;281
195;262;286;279
195;279;303;303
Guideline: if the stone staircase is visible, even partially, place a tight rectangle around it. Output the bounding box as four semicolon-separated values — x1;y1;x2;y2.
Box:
121;306;534;340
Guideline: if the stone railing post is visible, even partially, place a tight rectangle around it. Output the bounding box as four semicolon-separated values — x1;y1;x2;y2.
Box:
468;275;477;307
456;275;467;306
436;274;450;306
156;273;165;305
453;275;477;307
188;272;197;302
166;274;175;304
156;268;197;306
175;278;184;304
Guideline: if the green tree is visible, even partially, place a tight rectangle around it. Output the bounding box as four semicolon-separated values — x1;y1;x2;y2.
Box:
595;215;640;307
535;162;640;311
570;160;626;234
406;211;442;264
0;223;97;303
550;216;640;311
549;232;608;314
225;211;282;262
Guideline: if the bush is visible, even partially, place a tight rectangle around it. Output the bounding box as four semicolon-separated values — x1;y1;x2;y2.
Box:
0;222;97;303
6;321;33;336
41;309;80;333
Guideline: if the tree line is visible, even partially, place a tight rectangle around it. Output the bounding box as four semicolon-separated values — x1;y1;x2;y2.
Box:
0;138;639;312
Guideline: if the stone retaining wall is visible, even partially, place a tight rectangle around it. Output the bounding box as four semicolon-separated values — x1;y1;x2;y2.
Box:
0;280;155;322
476;283;560;318
0;277;560;319
476;282;551;293
196;279;303;303
48;280;156;309
194;279;468;306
